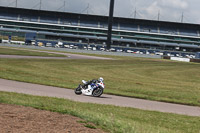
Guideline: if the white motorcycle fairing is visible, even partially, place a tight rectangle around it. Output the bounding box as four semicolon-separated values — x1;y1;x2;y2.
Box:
82;85;93;95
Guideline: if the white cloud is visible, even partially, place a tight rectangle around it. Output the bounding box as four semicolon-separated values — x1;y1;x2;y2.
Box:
142;0;189;22
146;0;188;13
160;0;188;9
145;1;160;15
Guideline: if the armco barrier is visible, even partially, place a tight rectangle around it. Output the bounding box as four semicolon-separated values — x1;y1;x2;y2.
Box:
171;57;190;62
163;56;200;63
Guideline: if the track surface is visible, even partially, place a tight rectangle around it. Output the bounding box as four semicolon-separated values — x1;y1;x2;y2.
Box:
0;79;200;117
0;48;112;60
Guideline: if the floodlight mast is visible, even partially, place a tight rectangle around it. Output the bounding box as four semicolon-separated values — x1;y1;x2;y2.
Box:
106;0;115;50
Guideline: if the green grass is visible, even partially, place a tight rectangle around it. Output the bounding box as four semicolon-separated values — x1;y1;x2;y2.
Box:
0;47;66;57
0;91;199;133
84;124;97;129
77;120;97;129
0;57;200;106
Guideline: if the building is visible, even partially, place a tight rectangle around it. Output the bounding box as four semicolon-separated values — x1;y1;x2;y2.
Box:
0;6;200;53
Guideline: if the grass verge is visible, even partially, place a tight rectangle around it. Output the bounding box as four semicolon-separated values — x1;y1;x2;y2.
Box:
0;47;66;57
0;57;200;106
0;91;199;133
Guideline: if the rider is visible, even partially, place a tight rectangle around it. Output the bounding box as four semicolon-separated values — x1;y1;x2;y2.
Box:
82;77;104;88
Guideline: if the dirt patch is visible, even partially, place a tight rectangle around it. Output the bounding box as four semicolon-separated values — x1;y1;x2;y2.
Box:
0;103;105;133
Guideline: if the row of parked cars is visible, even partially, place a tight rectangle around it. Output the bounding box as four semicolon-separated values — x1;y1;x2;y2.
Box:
0;39;197;59
123;48;195;58
26;40;197;59
51;41;197;58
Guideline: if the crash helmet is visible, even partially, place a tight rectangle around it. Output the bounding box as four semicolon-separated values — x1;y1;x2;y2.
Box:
99;77;104;82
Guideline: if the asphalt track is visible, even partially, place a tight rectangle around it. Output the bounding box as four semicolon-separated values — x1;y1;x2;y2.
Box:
0;79;200;117
0;47;112;60
0;47;200;117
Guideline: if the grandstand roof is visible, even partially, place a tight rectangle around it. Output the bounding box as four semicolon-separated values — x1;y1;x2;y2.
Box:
0;6;200;30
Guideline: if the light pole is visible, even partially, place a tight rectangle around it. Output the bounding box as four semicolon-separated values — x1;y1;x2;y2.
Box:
39;0;42;10
106;0;115;50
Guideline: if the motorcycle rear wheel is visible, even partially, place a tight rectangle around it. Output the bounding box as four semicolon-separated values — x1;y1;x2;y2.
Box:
75;85;82;95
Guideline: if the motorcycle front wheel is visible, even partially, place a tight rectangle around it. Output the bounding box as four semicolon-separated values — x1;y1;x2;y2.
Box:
92;86;104;97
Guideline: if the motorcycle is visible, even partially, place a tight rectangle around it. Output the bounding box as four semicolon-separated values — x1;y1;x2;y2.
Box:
74;79;105;97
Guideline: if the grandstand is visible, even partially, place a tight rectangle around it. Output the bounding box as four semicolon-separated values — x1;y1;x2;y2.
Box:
0;6;200;56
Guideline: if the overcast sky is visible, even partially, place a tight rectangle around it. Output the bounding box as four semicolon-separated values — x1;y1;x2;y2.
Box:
0;0;199;24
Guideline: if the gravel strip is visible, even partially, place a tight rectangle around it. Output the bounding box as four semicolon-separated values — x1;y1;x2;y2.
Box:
0;103;104;133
